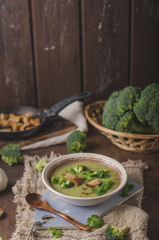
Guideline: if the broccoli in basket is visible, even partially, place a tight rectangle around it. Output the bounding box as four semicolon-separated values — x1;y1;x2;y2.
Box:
1;144;23;166
102;84;159;134
133;83;159;132
66;130;87;153
105;225;130;240
102;86;143;133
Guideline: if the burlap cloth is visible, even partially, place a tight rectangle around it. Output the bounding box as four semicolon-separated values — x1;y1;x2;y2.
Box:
11;152;149;240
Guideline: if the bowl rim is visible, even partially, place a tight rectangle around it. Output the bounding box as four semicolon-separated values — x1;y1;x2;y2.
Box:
42;152;128;201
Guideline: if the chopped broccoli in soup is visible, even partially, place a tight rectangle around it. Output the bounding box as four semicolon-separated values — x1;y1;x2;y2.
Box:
49;160;120;198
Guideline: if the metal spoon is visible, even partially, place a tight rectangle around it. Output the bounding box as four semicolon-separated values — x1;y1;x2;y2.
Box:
25;193;90;231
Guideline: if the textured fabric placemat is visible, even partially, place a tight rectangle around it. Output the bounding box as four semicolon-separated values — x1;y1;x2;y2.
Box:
11;152;149;240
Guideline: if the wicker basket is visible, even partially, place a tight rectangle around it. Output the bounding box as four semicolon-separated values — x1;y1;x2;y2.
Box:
85;100;159;153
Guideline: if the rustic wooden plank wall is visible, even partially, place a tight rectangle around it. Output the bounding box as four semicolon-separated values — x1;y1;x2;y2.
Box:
130;0;159;88
81;0;130;101
31;0;82;108
0;0;158;108
0;0;36;107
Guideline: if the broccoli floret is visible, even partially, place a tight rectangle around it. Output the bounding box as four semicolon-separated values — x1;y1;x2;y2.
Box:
34;157;47;172
66;130;87;153
61;180;74;189
146;96;159;132
102;109;119;131
51;176;65;185
102;91;120;130
1;144;23;166
51;176;74;189
102;86;141;131
115;111;153;134
116;86;141;117
74;165;88;173
51;176;60;184
105;225;130;240
133;83;159;132
102;84;159;134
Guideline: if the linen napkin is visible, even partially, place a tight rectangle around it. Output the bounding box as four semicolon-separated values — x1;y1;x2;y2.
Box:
21;101;87;150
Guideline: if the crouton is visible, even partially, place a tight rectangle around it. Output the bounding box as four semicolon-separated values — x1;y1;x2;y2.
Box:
86;179;101;187
0;113;8;120
65;173;76;181
0;119;10;128
72;177;85;186
30;118;40;126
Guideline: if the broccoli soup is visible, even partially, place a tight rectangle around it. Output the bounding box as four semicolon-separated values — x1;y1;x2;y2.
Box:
49;160;120;198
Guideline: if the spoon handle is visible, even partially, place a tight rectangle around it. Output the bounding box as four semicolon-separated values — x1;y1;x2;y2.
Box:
25;193;90;231
45;205;90;231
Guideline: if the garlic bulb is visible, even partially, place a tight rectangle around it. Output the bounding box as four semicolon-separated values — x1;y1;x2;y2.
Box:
0;168;8;191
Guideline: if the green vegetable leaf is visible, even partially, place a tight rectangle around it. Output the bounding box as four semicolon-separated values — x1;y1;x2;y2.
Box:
66;168;77;174
82;169;110;181
82;170;95;181
95;170;110;178
48;227;62;239
120;183;134;197
87;214;104;229
93;179;113;196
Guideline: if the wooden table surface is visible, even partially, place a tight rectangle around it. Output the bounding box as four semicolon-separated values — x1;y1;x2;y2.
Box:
0;126;159;240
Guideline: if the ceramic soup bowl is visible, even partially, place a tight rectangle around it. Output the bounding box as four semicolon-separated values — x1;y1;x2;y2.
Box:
42;153;127;206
